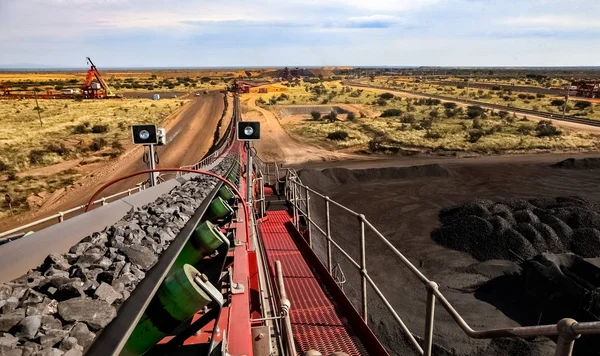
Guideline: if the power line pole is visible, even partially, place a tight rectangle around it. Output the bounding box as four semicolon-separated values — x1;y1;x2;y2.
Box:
34;90;43;126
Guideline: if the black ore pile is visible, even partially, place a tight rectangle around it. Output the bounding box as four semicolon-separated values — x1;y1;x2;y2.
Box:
431;196;600;261
553;157;600;170
0;164;229;355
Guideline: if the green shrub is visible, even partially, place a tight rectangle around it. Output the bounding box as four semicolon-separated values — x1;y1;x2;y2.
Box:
326;131;349;141
517;124;532;135
535;120;561;137
112;140;124;152
401;114;416;123
472;118;483;129
45;142;70;156
0;161;10;172
310;111;321;120
424;131;443;139
420;118;433;130
574;101;592;110
467;106;485;119
89;138;108;151
29;149;45;164
91;124;109;133
346;112;356;121
376;99;387;106
380;109;402;117
550;99;565;106
379;92;394;100
467;129;484;143
324;111;338;122
536;93;546;98
443;102;457;109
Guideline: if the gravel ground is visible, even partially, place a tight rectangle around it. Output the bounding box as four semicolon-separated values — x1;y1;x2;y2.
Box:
299;159;600;356
0;162;232;355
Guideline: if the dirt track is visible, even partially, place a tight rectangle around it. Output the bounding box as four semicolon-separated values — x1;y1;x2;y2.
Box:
299;154;600;355
0;92;229;232
241;95;365;164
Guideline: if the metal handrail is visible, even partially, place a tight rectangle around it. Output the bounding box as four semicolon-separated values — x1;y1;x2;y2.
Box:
284;171;600;356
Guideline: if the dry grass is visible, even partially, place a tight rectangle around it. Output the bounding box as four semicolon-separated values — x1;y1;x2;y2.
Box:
272;80;600;154
0;98;185;217
369;78;600;121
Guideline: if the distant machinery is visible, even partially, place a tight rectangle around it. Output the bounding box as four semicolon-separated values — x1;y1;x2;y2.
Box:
571;80;599;98
81;57;120;99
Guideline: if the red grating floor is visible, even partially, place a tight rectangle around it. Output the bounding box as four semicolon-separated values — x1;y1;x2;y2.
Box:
259;210;369;355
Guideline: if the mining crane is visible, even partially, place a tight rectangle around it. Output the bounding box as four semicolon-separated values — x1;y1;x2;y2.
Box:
82;56;120;99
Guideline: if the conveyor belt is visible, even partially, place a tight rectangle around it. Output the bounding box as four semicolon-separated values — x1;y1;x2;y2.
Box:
259;209;370;355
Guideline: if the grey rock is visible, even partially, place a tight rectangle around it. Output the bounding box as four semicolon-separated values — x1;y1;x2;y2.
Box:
11;285;28;299
43;253;71;272
96;271;115;285
117;273;137;286
130;265;145;280
54;280;85;301
43;268;70;279
68;266;88;283
26;298;58;316
120;263;131;276
120;245;157;270
0;345;22;356
69;243;92;256
0;333;18;347
16;315;42;338
63;349;83;356
39;348;65;356
68;322;95;348
91;257;112;270
81;280;99;295
40;329;69;347
0;284;12;300
112;261;126;277
41;315;63;331
76;253;103;266
94;283;122;305
22;289;45;306
0;308;25;331
58;298;116;330
2;297;19;313
59;337;82;352
65;254;80;265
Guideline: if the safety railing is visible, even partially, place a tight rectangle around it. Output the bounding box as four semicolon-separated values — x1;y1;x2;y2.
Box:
284;169;600;356
0;185;145;239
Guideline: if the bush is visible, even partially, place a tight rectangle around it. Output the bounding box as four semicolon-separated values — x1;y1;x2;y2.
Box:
467;129;485;143
72;124;89;134
467;106;485;119
326;131;349;141
379;92;395;100
551;99;565;106
111;140;124;152
420;118;433;130
310;111;321;120
443;102;457;109
574;101;592;110
0;160;9;172
380;109;402;117
29;149;45;164
89;138;108;151
45;142;70;156
517;93;527;99
535;120;561;137
472;118;483;129
376;99;387;106
401;114;416;123
517;124;532;135
346;112;356;121
324;111;338;122
429;110;439;119
91;124;109;133
444;108;457;118
424;131;443;139
536;93;546;98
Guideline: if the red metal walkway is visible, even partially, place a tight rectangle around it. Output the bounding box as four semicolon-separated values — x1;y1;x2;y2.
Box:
259;209;369;355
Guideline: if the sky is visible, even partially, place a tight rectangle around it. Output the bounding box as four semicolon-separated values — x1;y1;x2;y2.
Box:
0;0;599;68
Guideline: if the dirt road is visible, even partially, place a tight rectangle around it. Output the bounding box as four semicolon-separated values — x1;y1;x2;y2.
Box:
1;92;229;232
241;94;365;164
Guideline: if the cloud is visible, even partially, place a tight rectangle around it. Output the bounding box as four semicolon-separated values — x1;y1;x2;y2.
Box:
346;15;398;28
500;15;600;30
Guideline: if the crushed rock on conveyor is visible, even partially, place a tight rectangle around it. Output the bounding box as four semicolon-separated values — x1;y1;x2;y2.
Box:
431;196;600;261
0;164;230;355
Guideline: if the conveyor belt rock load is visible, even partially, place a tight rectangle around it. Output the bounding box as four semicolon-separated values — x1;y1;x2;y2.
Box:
0;158;238;355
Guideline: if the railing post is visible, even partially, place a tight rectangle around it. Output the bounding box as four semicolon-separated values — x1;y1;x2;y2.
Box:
291;182;297;229
305;185;311;248
424;281;439;356
127;189;132;196
58;212;64;223
359;214;368;322
101;197;107;206
325;196;332;274
555;318;579;356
